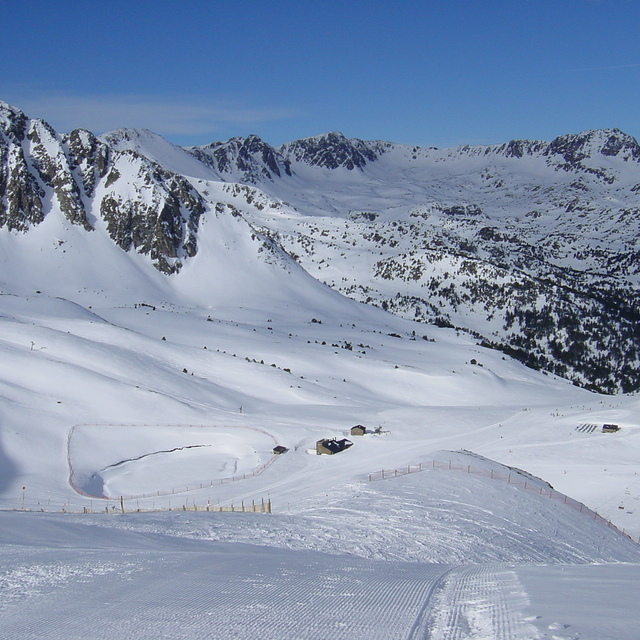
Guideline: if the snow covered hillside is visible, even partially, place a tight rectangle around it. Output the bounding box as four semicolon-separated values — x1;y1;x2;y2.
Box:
1;100;640;638
2;101;640;392
1;258;640;637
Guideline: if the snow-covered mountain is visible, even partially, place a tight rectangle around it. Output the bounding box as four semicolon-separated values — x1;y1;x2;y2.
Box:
3;100;640;639
1;100;639;394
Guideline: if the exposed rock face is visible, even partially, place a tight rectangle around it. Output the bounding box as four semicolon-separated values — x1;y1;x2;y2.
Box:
545;129;640;165
26;118;91;229
0;103;45;230
65;128;110;197
190;134;292;182
0;102;207;273
99;153;206;273
279;131;384;170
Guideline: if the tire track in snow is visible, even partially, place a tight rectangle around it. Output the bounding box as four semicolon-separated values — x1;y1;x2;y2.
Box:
405;567;458;640
425;565;539;640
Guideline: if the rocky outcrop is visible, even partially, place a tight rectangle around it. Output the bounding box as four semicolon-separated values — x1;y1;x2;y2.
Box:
190;134;292;182
65;128;110;197
0;103;44;230
26;118;91;229
279;132;385;170
545;128;640;165
99;153;206;273
0;102;207;273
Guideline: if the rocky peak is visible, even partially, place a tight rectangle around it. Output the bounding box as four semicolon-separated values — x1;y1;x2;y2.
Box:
279;131;383;170
189;134;291;183
596;129;640;160
488;138;548;159
0;101;29;142
0;103;209;266
25;118;91;229
100;128;163;151
99;153;207;274
0;105;45;230
546;129;640;166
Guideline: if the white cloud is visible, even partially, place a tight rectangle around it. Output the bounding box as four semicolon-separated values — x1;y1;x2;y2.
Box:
4;93;301;137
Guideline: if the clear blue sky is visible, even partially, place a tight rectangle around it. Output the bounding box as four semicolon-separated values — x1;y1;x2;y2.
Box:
2;0;639;148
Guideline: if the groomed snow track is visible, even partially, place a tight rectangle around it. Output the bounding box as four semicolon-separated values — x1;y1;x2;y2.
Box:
0;530;540;640
0;522;456;640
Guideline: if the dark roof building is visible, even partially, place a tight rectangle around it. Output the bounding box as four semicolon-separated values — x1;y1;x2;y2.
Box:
316;438;354;455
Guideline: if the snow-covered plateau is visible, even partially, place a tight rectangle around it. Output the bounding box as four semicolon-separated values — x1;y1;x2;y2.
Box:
1;101;640;638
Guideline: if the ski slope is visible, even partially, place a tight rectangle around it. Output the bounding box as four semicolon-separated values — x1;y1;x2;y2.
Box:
1;459;639;639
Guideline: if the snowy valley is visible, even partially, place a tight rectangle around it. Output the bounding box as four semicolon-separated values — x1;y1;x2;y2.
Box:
1;101;640;639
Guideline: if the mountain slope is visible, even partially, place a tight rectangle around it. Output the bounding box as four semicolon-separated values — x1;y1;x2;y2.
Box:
1;101;639;392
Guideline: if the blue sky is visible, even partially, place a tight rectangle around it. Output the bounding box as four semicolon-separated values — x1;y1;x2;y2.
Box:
2;0;639;148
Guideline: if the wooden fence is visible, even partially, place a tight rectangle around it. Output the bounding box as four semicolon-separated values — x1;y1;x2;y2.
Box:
2;497;271;516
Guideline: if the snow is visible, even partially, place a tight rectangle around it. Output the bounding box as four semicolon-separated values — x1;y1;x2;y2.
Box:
1;273;640;638
2;129;640;637
99;128;217;180
68;424;277;498
517;564;640;640
1;465;640;639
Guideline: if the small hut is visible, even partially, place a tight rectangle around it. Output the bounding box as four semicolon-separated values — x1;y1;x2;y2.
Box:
316;438;353;455
350;425;366;436
273;445;289;454
602;423;620;433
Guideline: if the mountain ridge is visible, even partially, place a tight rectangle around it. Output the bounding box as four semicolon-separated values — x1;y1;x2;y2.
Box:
1;100;639;393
